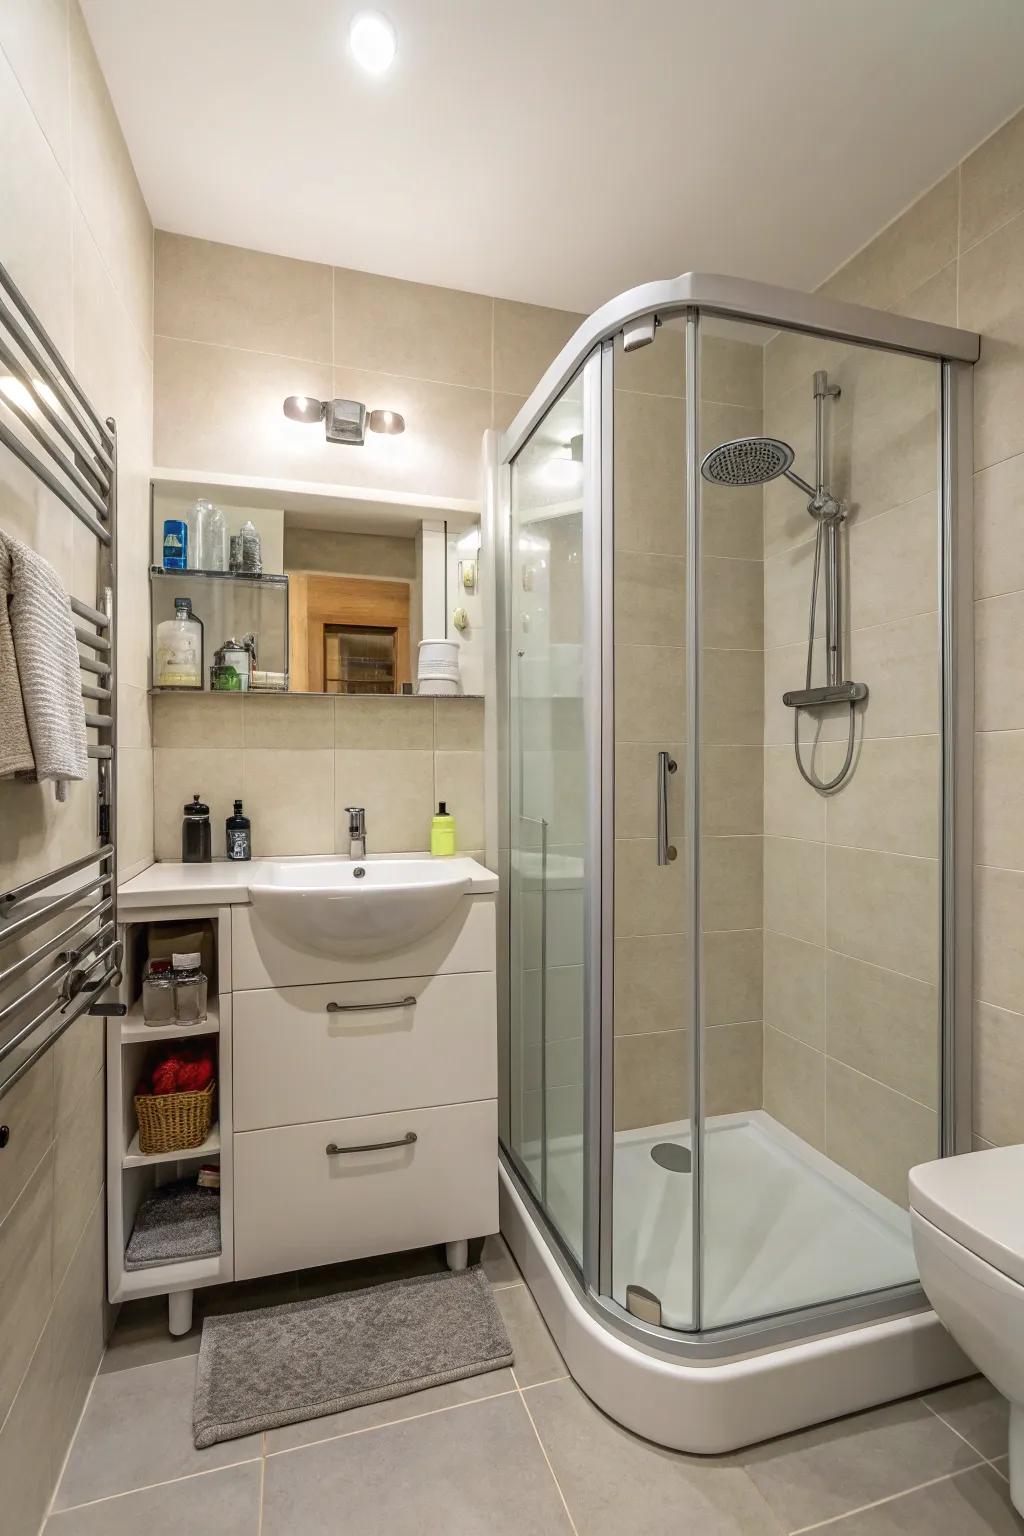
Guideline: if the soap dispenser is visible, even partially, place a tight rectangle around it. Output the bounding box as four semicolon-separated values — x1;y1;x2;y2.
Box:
430;801;456;857
181;794;212;863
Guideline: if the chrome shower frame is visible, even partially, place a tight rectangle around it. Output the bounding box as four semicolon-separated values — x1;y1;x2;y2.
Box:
491;271;979;1367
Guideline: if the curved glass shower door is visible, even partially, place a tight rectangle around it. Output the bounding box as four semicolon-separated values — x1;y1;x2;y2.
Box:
504;360;596;1263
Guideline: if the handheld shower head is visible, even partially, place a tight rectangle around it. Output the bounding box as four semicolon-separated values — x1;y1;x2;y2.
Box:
700;436;795;487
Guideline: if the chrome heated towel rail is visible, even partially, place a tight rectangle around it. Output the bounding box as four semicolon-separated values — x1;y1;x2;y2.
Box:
0;257;121;1098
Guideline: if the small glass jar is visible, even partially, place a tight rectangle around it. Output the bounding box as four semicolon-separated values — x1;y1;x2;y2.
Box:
142;974;175;1025
173;961;208;1024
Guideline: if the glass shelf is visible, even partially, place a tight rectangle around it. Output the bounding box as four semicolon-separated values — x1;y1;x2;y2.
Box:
150;565;287;587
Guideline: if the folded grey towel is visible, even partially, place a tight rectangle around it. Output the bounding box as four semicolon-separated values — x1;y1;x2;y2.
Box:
0;537;34;780
0;530;88;801
125;1179;221;1270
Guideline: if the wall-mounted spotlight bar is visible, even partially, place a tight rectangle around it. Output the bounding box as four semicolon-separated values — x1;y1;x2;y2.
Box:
282;394;406;445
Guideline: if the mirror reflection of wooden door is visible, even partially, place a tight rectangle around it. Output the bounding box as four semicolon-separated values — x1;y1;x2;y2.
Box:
288;574;411;693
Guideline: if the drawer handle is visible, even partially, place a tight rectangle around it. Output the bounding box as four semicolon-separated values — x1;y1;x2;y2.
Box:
325;1131;418;1156
326;996;417;1014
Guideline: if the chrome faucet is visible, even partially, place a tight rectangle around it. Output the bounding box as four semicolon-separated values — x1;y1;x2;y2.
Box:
345;806;366;858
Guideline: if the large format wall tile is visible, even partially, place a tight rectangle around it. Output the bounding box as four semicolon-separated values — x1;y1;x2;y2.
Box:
960;106;1024;253
825;735;940;859
974;999;1024;1145
614;935;688;1036
976;589;1024;731
974;450;1024;601
334;265;492;388
333;748;434;854
959;207;1024;473
0;1152;53;1428
820;171;958;313
975;864;1024;1015
763;1026;825;1151
763;930;825;1049
763;836;825;946
975;729;1024;871
827;845;939;984
825;1060;937;1207
493;297;583;396
827;950;939;1109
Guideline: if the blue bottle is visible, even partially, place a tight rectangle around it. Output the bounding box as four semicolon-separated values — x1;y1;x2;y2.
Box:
162;518;188;570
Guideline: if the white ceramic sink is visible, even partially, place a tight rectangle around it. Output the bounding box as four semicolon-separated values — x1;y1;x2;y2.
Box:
248;856;486;956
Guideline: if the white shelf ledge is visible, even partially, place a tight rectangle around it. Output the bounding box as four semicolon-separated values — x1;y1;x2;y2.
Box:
123;1124;221;1169
121;999;220;1044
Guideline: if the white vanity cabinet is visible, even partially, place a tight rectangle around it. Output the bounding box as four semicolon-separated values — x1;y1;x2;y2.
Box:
112;862;499;1331
230;889;498;1280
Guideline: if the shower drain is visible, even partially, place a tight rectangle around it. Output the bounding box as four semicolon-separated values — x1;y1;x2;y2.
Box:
651;1142;691;1173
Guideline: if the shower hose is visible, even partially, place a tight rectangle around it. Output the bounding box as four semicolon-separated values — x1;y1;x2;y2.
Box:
793;518;856;794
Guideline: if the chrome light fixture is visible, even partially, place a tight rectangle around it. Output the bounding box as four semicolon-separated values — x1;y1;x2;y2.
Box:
282;395;405;446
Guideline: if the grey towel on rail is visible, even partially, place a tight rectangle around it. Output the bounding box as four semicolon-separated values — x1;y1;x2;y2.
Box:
0;530;87;801
0;536;34;780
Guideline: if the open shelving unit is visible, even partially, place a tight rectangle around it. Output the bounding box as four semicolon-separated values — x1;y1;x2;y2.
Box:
106;904;234;1334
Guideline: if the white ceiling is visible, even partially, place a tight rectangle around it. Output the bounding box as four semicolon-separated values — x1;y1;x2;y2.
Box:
82;0;1024;314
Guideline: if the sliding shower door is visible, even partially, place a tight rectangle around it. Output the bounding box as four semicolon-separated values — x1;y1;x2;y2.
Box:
504;358;598;1264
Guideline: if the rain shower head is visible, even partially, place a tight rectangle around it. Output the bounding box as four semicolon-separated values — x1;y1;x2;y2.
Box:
700;436;795;487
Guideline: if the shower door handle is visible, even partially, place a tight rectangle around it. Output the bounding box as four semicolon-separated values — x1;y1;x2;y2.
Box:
657;751;678;866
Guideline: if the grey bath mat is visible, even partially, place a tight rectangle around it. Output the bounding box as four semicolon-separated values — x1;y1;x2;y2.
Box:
193;1266;513;1448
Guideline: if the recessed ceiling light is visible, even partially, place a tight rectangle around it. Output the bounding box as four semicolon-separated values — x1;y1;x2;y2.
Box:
349;11;397;75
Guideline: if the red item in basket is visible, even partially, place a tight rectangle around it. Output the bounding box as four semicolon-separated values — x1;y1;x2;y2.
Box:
140;1042;215;1096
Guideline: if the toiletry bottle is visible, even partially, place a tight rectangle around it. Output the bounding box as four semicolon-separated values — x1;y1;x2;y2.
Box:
182;794;212;863
240;519;262;574
162;518;188;570
226;799;251;861
431;801;456;857
155;597;203;688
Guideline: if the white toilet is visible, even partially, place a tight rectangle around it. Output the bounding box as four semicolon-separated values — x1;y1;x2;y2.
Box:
909;1146;1024;1513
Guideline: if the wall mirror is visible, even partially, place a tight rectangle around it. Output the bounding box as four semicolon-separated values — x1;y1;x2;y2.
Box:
150;480;484;697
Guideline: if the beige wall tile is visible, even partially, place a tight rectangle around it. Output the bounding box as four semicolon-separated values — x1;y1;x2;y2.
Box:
975;864;1024;1015
764;745;826;842
153;746;239;859
702;557;763;651
832;353;938;521
117;747;154;877
826;735;940;859
846;494;938;632
976;590;1024;731
614;838;685;936
975;730;1024;872
959;208;1024;472
614;552;685;647
0;1055;53;1227
0;1319;56;1536
334;696;434;749
52;1069;102;1286
763;1026;825;1151
763;836;825;946
614;935;688;1036
0;0;70;173
700;401;764;560
152;692;243;749
703;648;764;746
50;1191;105;1459
283;526;416;579
334;266;492;389
960;104;1024;253
614;1030;688;1131
820;171;958;312
891;260;958;327
613;389;686;557
764;642;846;749
0;1151;53;1428
240;747;335;855
764;539;822;651
243;693;333;749
701;334;763;410
53;1014;102;1127
704;928;762;1025
847;613;940;741
763;931;825;1049
333;748;434;854
614;643;684;743
433;751;484;849
705;1021;763;1115
827;950;939;1109
825;1060;937;1207
493;298;582;396
975;451;1024;601
974;999;1024;1145
827;845;939;983
156;232;333;361
703;835;763;931
433;697;483;751
701;745;762;836
614;326;685;398
492;391;526;432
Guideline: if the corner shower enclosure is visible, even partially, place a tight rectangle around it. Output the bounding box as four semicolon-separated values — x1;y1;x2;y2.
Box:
490;274;979;1449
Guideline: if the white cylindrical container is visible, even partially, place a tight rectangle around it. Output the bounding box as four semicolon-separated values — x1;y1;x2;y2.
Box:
417;638;460;683
417;676;459;696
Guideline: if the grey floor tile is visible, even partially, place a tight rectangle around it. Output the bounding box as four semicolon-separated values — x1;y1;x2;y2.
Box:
525;1377;785;1535
495;1282;566;1387
482;1233;521;1286
923;1376;1010;1462
265;1365;517;1452
54;1355;260;1510
813;1462;1024;1534
294;1244;447;1300
46;1463;261;1535
742;1396;983;1532
262;1392;573;1535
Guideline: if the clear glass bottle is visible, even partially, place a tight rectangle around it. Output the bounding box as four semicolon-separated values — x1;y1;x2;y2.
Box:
195;499;228;571
171;950;208;1023
240;519;262;574
155;597;203;688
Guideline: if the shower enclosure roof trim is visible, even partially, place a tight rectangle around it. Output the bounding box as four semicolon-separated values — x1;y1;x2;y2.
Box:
500;269;980;465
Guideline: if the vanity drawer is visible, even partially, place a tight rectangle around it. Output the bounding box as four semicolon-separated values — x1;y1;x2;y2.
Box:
233;1099;498;1280
232;971;496;1130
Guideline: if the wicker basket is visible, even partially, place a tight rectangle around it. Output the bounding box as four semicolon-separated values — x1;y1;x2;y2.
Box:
134;1081;215;1156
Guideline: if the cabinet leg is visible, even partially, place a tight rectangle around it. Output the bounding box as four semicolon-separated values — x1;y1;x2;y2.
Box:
446;1239;469;1272
168;1289;194;1336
